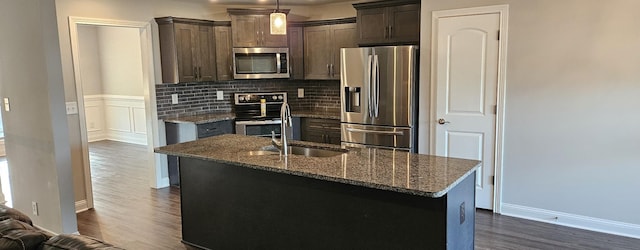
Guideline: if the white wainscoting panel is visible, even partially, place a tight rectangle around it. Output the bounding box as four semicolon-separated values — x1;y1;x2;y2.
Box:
83;95;147;145
502;203;640;239
84;95;107;142
132;107;147;134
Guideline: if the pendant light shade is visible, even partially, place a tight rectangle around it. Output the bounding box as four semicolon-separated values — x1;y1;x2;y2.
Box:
270;0;286;35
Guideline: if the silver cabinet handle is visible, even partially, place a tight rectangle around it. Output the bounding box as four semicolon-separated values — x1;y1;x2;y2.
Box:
346;127;404;136
384;26;388;39
331;64;335;78
437;118;450;125
388;26;393;39
327;64;330;76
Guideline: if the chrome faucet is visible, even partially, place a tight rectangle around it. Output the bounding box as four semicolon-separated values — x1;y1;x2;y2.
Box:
271;101;292;156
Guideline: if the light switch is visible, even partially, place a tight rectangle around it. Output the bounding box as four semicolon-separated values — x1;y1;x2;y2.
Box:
3;98;9;111
65;101;78;115
216;91;224;100
298;88;304;98
171;94;179;104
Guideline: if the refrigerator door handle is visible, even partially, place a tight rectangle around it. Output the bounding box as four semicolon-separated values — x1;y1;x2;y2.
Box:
346;127;404;136
373;54;380;117
367;55;374;118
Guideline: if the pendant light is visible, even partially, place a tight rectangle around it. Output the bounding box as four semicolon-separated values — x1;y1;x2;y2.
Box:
270;0;287;35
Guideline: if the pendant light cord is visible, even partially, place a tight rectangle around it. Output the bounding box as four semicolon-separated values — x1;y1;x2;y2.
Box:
276;0;280;13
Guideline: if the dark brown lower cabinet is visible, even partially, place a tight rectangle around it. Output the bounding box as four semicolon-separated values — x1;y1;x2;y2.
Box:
300;118;341;145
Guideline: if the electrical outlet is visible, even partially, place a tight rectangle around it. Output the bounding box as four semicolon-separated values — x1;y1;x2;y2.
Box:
216;91;224;100
65;101;78;115
298;88;304;98
171;94;179;104
459;202;465;224
32;201;39;216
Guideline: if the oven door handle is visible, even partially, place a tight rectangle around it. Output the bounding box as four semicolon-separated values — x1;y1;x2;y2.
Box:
235;120;283;125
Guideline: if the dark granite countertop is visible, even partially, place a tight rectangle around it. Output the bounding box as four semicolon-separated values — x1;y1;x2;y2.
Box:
291;110;340;120
163;110;339;124
163;112;235;124
155;134;480;198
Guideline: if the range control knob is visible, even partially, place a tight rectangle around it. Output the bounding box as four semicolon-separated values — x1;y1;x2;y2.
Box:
278;95;283;100
272;95;278;100
239;96;245;101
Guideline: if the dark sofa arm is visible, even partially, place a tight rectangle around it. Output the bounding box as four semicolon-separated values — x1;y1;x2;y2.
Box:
43;234;124;250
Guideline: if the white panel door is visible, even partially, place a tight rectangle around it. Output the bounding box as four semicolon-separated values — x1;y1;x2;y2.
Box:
434;13;500;210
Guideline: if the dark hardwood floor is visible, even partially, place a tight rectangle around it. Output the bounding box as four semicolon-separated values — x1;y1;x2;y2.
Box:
77;140;640;250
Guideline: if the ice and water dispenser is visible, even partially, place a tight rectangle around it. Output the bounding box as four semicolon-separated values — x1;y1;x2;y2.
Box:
344;87;361;113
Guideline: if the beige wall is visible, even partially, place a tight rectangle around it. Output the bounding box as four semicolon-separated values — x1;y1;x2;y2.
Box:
98;26;144;96
0;0;77;233
419;0;640;229
78;25;146;97
78;25;103;96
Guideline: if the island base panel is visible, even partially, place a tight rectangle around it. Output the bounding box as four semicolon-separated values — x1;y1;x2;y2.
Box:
180;158;475;249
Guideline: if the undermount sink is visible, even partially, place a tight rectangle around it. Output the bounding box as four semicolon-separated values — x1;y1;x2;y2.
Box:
246;145;348;158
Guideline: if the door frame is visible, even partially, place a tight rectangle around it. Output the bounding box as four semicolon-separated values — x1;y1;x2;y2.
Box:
68;17;165;212
429;5;509;213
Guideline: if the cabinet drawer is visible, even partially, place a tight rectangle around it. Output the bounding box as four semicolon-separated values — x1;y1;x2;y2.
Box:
197;120;234;139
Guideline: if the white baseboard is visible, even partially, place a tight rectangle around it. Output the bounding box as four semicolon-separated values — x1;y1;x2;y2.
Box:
87;131;107;142
501;203;640;239
108;131;147;145
75;199;89;213
34;224;59;236
157;177;170;189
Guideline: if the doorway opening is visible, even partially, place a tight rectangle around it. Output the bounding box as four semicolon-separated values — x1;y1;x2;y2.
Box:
68;17;164;212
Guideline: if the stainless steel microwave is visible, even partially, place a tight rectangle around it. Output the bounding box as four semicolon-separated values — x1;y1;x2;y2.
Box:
232;48;289;79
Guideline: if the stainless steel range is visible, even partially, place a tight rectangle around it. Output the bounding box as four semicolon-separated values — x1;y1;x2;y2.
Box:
234;92;288;137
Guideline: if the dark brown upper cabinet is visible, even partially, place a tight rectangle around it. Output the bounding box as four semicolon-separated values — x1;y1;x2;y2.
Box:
353;0;421;46
156;17;218;83
214;23;233;81
304;19;357;80
228;9;289;48
287;24;304;80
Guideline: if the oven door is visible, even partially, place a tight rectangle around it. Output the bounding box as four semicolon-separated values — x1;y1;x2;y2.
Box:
235;120;283;137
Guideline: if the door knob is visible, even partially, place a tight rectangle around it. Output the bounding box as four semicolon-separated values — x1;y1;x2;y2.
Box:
437;118;450;125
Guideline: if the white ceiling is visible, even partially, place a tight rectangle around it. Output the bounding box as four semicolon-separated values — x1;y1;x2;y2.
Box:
188;0;357;6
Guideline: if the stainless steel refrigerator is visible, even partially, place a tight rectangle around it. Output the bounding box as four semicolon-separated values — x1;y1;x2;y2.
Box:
340;45;418;152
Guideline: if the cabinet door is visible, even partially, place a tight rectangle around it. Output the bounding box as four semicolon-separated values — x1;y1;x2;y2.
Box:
388;4;421;44
197;25;217;81
288;26;304;80
215;26;233;80
231;15;260;47
174;23;198;82
304;26;332;80
330;23;357;80
356;8;387;46
197;120;234;139
261;16;288;47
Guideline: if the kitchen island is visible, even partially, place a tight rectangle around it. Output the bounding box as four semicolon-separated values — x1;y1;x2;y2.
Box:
156;134;480;250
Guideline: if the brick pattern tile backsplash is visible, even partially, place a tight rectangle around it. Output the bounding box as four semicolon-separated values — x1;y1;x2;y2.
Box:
156;80;340;119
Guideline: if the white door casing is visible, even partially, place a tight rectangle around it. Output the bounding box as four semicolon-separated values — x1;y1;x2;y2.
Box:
68;17;165;212
431;6;509;211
